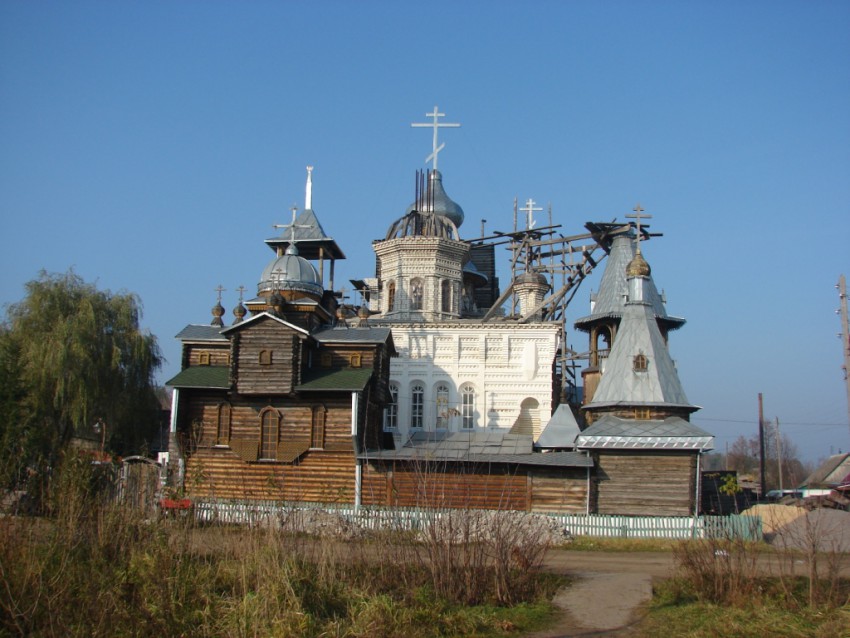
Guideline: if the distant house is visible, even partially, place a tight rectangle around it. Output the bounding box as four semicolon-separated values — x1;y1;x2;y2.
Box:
798;453;850;497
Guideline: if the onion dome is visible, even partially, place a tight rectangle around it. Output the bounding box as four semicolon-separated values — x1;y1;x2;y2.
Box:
403;170;464;228
463;259;489;286
258;244;323;299
626;250;651;278
211;302;225;327
232;301;247;323
385;209;460;241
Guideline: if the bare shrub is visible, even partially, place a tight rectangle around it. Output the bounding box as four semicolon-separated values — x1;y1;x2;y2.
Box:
673;537;760;606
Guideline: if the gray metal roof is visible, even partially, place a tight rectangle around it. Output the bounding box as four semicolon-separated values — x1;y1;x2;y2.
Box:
576;416;714;450
586;288;696;411
220;311;309;335
175;324;228;341
535;404;582;449
575;234;684;330
359;430;592;468
312;326;394;345
264;208;346;260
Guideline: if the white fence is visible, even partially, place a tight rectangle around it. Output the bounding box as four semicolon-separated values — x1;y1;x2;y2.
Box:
192;499;763;541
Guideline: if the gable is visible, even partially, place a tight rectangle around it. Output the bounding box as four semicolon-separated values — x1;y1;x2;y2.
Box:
234;315;306;395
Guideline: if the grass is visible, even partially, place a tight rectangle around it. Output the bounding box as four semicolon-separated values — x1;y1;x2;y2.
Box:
636;577;850;638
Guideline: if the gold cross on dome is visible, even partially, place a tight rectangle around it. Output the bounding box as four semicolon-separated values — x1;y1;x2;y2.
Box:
626;203;652;253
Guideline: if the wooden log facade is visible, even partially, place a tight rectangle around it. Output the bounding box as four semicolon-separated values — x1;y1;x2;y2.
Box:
593;451;697;516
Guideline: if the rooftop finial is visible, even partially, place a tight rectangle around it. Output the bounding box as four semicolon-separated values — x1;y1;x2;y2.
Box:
411;105;460;171
273;205;311;253
305;166;314;210
520;198;542;230
626;203;652;255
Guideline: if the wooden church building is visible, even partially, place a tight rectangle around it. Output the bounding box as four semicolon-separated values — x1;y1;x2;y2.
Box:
165;110;713;516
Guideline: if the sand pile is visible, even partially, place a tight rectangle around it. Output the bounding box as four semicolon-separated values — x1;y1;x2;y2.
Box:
744;504;850;552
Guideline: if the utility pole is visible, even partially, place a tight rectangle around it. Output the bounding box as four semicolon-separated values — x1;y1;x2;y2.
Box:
838;275;850;441
775;417;783;492
758;393;766;498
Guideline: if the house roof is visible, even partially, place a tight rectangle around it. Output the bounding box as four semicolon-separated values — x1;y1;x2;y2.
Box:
799;453;850;489
166;366;230;389
575;415;714;451
175;324;228;342
220;311;309;335
359;430;593;468
296;367;374;392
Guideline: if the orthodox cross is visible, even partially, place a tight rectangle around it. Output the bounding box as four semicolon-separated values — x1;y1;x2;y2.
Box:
626;203;652;254
214;284;226;303
273;205;312;249
520;198;542;230
235;285;245;303
411;105;460;171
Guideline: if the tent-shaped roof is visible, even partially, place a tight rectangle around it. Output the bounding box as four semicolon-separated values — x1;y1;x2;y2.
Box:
535;404;582;450
265;208;346;260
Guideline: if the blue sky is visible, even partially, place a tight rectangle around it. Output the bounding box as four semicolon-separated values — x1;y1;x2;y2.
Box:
1;1;848;463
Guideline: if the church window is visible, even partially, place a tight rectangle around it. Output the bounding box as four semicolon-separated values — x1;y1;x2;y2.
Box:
310;405;326;449
198;352;210;366
387;281;396;313
411;383;424;429
216;402;231;445
435;383;450;429
441;280;451;313
461;384;476;430
259;407;280;460
410;278;424;311
350;353;362;368
320;352;332;368
259;349;273;366
633;353;648;372
635;407;651;420
384;383;399;431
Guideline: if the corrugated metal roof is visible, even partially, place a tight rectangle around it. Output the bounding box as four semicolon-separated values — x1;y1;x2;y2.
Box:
296;367;373;391
175;324;227;341
166;366;230;389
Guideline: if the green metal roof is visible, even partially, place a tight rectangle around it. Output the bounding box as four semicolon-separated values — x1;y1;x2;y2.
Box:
166;366;230;389
296;367;373;391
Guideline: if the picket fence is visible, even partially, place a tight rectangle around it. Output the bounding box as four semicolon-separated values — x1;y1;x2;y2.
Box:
193;499;763;541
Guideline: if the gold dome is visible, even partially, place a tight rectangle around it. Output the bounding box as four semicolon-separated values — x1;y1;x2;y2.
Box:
626;250;651;277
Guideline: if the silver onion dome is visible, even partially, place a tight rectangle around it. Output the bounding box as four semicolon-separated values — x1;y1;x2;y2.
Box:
403;170;464;228
258;244;323;298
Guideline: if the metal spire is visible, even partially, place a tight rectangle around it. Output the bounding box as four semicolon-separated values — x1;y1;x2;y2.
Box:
411;105;460;171
305;166;314;210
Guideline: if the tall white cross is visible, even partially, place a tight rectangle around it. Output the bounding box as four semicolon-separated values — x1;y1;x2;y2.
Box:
625;203;652;254
520;198;543;229
411;105;460;171
273;205;312;248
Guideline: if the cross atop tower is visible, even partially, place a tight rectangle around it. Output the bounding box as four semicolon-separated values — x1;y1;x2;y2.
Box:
214;284;226;303
235;285;245;303
626;203;652;254
273;205;312;249
411;105;460;171
520;198;543;229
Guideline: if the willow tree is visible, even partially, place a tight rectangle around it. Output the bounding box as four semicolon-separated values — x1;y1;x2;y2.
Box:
1;270;163;478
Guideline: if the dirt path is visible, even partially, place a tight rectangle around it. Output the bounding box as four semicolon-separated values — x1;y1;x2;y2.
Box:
524;551;675;637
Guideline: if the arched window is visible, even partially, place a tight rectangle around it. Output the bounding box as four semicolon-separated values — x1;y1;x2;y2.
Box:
384;383;399;431
387;280;396;313
216;402;231;445
441;280;451;314
435;383;450;429
461;384;476;430
259;349;273;366
411;383;424;429
259;408;280;460
633;353;648;372
410;278;424;311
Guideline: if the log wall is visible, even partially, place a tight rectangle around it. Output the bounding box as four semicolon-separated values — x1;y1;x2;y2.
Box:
594;451;696;516
234;320;301;395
